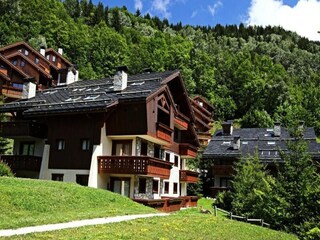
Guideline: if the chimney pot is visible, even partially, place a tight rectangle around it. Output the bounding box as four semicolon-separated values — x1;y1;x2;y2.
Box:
22;82;36;99
40;48;45;56
114;66;128;91
58;48;63;55
233;136;241;150
274;122;281;137
222;120;233;136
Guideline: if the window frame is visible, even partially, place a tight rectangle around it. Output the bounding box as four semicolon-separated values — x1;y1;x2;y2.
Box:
139;178;147;194
57;139;65;151
81;138;90;151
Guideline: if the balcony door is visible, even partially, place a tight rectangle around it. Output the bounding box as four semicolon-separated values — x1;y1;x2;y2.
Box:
112;140;132;156
110;177;130;197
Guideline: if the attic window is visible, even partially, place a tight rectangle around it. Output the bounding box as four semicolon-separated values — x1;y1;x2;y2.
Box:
65;96;81;102
52;55;56;62
20;60;25;67
131;81;145;86
84;95;100;100
46;55;50;60
267;141;276;145
35;57;39;64
24;49;29;56
12;59;17;66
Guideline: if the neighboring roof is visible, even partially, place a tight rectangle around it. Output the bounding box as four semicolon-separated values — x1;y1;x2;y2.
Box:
0;41;59;71
203;127;320;161
45;48;73;67
6;52;52;78
0;70;179;116
0;55;30;79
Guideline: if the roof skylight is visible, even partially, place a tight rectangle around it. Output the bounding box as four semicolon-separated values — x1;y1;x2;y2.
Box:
131;81;145;86
84;95;100;100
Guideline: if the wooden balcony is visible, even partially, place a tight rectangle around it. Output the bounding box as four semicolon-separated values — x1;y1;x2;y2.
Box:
213;165;235;175
0;121;47;138
156;123;172;142
1;86;22;99
179;143;197;158
0;155;42;172
98;156;173;179
174;117;188;130
180;170;199;183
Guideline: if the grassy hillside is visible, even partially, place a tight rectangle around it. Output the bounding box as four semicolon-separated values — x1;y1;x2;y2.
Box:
0;177;156;229
5;206;297;240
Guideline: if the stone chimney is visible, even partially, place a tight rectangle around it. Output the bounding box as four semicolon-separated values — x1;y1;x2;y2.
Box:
233;136;241;150
222;120;233;136
22;82;36;99
274;122;281;137
58;48;63;55
40;48;46;56
113;66;128;91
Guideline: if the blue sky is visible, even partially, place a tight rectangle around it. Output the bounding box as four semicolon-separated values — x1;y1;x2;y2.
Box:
93;0;320;41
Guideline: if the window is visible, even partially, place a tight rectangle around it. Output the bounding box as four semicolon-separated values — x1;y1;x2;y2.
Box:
24;49;29;56
81;139;90;151
164;181;169;194
52;174;63;181
174;128;180;142
19;142;35;155
153;180;159;194
76;175;89;186
52;55;56;62
46;54;50;60
141;140;148;156
154;144;161;158
174;155;179;167
112;140;132;156
165;153;170;162
35;57;39;64
57;139;65;150
220;178;232;188
139;178;146;194
173;182;178;194
20;60;25;67
12;83;23;89
12;59;17;66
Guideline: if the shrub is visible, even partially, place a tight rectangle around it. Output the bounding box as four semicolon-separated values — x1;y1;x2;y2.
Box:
0;161;14;177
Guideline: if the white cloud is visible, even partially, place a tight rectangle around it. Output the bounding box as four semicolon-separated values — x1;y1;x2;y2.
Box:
151;0;171;19
134;0;143;11
208;0;223;17
191;10;198;18
247;0;320;41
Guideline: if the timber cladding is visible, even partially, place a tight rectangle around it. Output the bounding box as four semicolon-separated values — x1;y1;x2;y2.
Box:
47;114;103;170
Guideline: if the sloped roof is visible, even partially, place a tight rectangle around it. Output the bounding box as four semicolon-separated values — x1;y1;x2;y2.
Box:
0;70;179;116
203;127;320;161
45;48;73;67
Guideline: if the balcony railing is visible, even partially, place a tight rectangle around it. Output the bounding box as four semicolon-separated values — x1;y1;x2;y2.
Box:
156;123;172;142
179;143;197;158
0;155;42;172
213;165;235;175
180;170;199;183
1;86;23;99
98;156;173;179
0;121;47;138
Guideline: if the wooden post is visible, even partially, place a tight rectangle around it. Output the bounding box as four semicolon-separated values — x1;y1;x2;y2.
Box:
261;219;264;226
230;212;232;220
214;205;217;216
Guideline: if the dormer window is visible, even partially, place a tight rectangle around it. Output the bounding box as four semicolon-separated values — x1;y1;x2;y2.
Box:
12;59;18;66
20;60;25;67
35;57;39;64
24;49;29;56
46;54;50;60
52;55;56;62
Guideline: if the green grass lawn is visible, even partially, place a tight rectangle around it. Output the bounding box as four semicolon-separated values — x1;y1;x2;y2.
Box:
0;177;156;229
4;207;297;240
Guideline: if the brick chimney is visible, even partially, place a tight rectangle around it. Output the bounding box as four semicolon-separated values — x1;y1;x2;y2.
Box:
222;120;233;136
113;66;128;91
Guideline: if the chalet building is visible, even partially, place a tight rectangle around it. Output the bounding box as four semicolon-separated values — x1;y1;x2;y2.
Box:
0;41;78;101
202;120;320;197
0;69;212;203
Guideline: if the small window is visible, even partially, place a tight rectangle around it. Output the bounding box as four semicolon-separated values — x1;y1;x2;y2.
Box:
220;178;232;188
81;139;90;151
76;175;89;186
19;141;35;156
20;60;25;67
164;181;169;194
52;174;64;181
141;141;148;156
153;180;159;194
52;55;56;62
46;54;50;60
173;182;178;194
57;139;65;150
12;59;18;66
35;57;39;64
174;155;179;167
165;153;170;162
24;49;29;56
154;144;161;159
139;178;146;194
18;49;22;52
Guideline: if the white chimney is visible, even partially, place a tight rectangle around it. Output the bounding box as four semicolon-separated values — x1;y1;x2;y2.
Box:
40;48;45;56
22;82;36;99
113;66;128;91
58;48;63;55
274;122;281;137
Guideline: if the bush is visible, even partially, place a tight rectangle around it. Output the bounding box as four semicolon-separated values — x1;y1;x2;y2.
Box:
0;161;14;177
215;190;233;211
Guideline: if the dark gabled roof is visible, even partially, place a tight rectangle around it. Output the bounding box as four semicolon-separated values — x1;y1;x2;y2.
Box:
0;55;30;79
0;70;179;116
203;127;320;161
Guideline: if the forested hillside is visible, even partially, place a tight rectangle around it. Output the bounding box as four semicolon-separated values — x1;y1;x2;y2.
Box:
1;0;320;133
